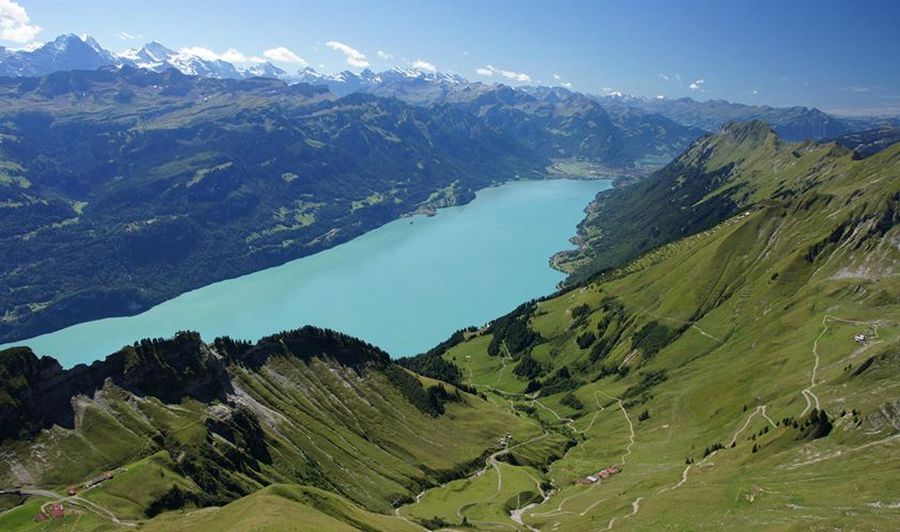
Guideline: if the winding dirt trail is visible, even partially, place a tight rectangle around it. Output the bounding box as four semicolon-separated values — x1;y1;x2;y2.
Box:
604;497;644;531
656;404;767;498
800;314;880;417
634;313;885;524
22;486;140;528
528;389;634;522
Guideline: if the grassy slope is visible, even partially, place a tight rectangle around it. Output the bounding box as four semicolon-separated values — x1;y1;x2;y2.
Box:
409;133;900;529
0;334;543;530
144;484;422;532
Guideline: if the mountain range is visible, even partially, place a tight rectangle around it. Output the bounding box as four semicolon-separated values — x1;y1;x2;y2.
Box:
1;34;895;144
0;34;287;80
598;94;899;141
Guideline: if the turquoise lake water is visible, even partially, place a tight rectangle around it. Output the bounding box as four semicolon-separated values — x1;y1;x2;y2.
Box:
4;179;611;367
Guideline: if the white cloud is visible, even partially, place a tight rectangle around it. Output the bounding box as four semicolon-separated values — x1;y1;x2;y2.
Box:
118;31;142;40
0;0;41;43
376;50;392;60
689;78;705;90
498;68;530;83
601;87;623;97
656;94;665;99
552;73;572;89
325;40;369;67
179;46;266;64
658;72;680;82
411;59;436;73
473;65;531;83
262;46;306;65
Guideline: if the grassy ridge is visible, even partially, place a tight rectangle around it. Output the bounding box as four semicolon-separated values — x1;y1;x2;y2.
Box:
397;128;899;529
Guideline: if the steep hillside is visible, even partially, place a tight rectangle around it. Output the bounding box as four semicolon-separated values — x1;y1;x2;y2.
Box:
399;130;899;529
448;86;704;169
0;327;543;529
554;120;878;283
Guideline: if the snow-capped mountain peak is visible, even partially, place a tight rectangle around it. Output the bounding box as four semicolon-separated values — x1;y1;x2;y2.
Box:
244;61;287;78
118;41;176;69
0;33;474;93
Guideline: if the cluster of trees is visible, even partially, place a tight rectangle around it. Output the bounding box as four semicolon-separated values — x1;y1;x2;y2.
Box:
487;301;543;356
539;366;581;396
397;349;464;387
560;392;584;410
702;441;725;458
630;321;679;358
576;331;596;349
622;369;668;405
569;303;593;330
795;408;833;440
382;365;466;417
397;328;483;396
513;352;544;380
590;298;631;363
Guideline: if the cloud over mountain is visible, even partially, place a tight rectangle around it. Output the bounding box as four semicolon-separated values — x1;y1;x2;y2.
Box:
326;40;369;67
0;0;41;43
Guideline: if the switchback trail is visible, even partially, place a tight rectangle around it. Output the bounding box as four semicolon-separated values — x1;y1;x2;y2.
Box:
800;314;880;417
529;389;634;521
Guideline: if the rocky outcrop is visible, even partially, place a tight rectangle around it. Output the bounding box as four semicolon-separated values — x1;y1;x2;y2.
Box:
0;325;392;442
0;331;230;441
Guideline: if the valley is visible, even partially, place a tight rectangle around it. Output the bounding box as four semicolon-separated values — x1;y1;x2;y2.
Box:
0;65;699;346
2;122;896;530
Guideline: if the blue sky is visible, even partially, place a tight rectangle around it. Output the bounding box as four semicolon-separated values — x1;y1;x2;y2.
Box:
3;0;899;115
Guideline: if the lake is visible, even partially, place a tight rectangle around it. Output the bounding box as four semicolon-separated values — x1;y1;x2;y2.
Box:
4;179;611;367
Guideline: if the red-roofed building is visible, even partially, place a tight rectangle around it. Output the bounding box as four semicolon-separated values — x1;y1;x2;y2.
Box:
49;502;65;519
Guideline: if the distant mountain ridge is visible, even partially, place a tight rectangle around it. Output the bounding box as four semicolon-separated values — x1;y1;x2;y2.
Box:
598;94;894;141
1;34;892;145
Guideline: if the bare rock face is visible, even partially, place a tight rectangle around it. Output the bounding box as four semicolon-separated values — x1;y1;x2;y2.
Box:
0;331;231;441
